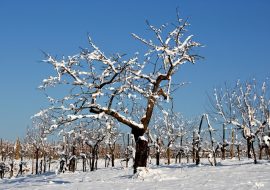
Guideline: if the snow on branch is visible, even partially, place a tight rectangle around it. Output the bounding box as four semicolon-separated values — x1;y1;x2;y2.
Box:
37;15;201;135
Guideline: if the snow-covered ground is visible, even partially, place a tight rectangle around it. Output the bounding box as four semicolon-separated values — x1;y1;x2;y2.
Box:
1;158;270;190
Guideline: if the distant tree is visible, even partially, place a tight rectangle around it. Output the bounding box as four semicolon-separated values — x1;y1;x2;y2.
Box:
104;121;120;167
26;113;51;174
82;120;108;171
14;138;21;160
36;14;201;173
150;110;185;165
208;79;270;163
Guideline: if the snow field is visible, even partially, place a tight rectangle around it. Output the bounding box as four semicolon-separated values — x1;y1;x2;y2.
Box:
1;158;270;189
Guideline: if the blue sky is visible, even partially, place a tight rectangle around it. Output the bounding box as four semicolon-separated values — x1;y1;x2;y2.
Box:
0;0;269;140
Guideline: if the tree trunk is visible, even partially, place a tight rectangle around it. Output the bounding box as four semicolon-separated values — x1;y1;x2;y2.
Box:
35;148;39;175
43;153;46;173
110;142;115;167
207;117;216;166
192;131;195;163
111;153;115;167
82;157;86;172
259;145;263;160
91;152;95;171
266;146;270;160
0;138;3;161
48;157;51;172
89;150;92;171
39;160;43;174
247;139;252;158
237;145;241;161
156;151;160;166
69;145;76;172
126;134;130;168
31;157;34;174
230;129;235;159
95;150;98;170
195;115;204;165
222;124;226;160
134;138;148;173
167;147;171;165
251;141;257;164
9;161;14;178
186;153;189;163
91;146;98;171
132;128;148;174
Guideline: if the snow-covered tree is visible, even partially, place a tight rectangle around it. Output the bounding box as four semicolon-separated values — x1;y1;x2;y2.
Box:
150;110;185;165
104;120;120;167
26;113;51;174
208;79;270;163
81;120;108;171
36;15;201;173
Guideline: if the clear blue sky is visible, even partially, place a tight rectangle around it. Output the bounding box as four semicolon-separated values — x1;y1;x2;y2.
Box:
0;0;269;140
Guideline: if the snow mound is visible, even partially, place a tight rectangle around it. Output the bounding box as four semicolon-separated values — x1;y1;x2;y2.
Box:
133;167;161;181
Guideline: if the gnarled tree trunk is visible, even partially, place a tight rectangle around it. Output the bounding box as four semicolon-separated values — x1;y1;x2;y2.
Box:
132;128;148;174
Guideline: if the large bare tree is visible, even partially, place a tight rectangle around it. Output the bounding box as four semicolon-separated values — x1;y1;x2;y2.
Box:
36;15;201;173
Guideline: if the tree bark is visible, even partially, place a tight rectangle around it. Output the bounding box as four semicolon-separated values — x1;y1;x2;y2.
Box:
132;128;148;174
